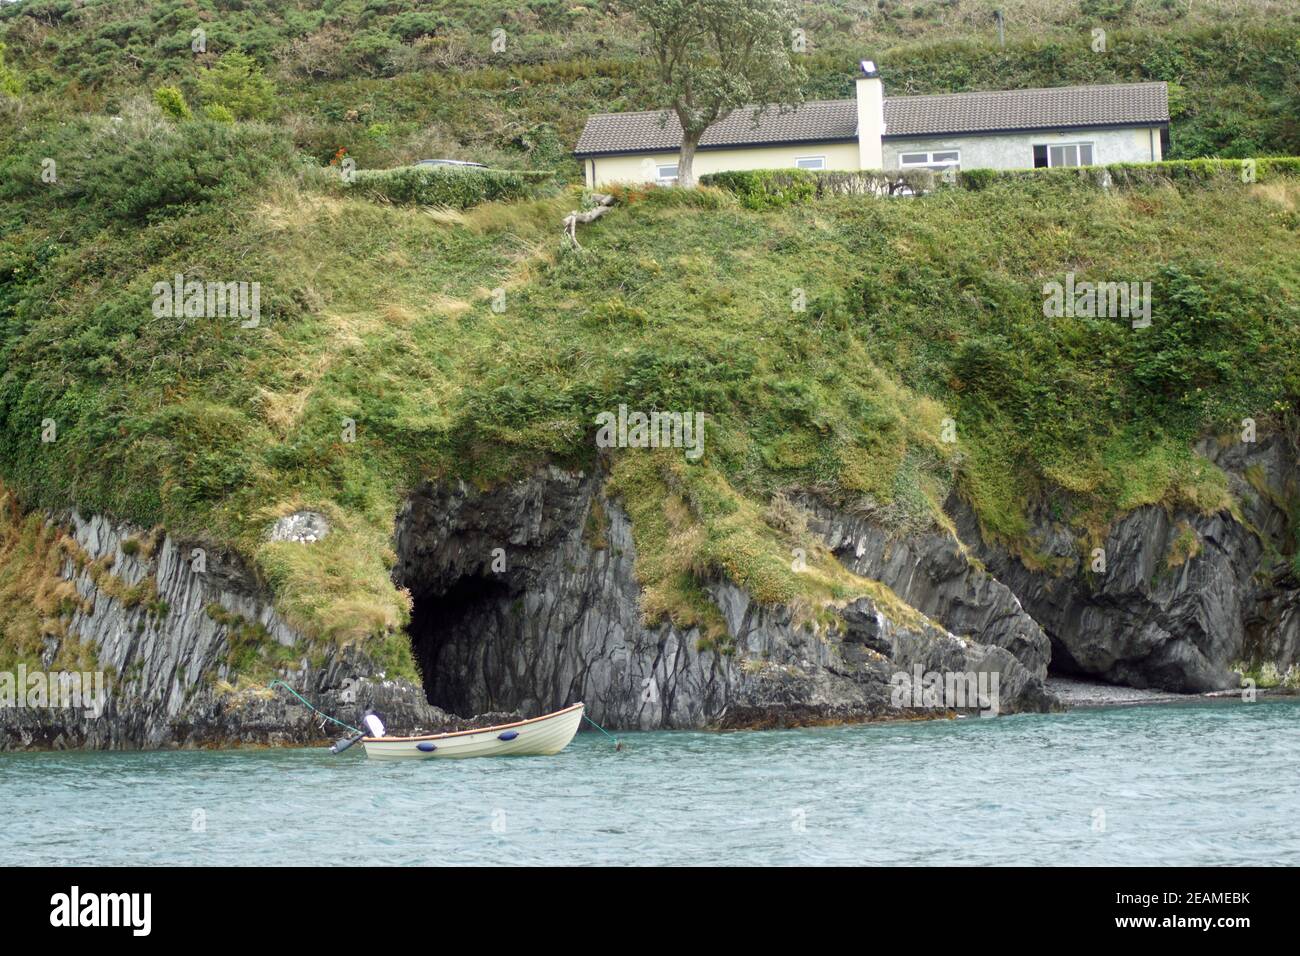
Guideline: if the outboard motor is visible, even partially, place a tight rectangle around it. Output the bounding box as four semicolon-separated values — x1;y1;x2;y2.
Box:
329;709;385;754
330;731;365;755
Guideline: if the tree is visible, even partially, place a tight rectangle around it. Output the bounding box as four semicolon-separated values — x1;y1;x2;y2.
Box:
197;52;275;121
622;0;805;187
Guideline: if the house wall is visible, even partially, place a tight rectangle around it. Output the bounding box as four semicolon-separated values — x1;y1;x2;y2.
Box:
584;141;860;188
883;126;1163;171
582;125;1165;187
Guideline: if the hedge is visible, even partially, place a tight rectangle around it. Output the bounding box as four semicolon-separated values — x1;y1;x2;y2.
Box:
699;159;1300;207
959;157;1300;191
699;168;940;210
343;164;554;208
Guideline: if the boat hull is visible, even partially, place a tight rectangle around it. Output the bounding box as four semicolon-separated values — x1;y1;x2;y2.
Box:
362;703;584;760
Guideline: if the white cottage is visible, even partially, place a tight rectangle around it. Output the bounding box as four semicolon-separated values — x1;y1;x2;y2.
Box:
574;61;1169;188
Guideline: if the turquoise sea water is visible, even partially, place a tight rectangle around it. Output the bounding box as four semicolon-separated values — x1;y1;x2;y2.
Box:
3;698;1298;865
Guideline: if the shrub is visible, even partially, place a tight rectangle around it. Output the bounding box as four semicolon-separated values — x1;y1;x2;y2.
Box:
641;184;734;210
0;114;295;225
280;26;353;80
153;85;191;120
346;31;401;75
699;168;937;209
197;51;276;121
344;164;552;208
0;42;21;97
203;103;235;124
701;169;817;209
959;157;1300;191
388;12;441;42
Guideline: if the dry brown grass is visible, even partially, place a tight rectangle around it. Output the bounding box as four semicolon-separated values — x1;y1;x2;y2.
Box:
254;383;313;438
1253;180;1298;212
382;303;418;325
0;486;84;667
429;293;472;317
421;206;467;227
379;248;412;269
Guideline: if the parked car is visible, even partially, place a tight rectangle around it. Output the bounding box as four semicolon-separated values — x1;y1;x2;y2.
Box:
414;158;487;169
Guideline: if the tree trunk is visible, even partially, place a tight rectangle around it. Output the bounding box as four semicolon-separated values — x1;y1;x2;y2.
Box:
678;128;702;188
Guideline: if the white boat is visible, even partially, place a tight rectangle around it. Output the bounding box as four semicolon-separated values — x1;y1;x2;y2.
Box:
362;702;585;760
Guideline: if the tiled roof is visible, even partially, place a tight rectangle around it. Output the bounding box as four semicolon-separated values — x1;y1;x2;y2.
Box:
573;81;1168;155
574;99;857;155
883;81;1168;137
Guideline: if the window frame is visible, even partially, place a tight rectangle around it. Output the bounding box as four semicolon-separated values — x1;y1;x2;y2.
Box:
1043;142;1095;168
654;163;679;185
897;149;962;171
794;155;827;171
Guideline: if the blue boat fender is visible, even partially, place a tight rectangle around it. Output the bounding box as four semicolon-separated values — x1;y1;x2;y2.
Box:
498;731;519;741
416;741;437;752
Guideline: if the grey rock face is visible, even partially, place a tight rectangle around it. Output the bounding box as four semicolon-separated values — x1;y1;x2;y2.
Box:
1207;431;1300;676
269;511;330;543
391;468;1055;730
5;465;1057;749
946;429;1299;692
807;503;1051;679
27;423;1293;747
0;512;431;751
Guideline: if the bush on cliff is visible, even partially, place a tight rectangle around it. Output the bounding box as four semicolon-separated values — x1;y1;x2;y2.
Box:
342;164;553;209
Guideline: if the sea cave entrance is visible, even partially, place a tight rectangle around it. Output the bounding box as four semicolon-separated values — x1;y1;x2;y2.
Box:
401;573;514;717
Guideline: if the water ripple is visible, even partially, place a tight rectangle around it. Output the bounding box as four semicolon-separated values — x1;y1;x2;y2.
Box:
1;698;1297;865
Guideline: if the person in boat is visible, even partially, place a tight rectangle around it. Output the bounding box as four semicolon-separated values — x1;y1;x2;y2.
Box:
330;707;385;754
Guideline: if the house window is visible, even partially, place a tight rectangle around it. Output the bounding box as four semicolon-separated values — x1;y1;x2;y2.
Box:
1040;143;1095;168
655;164;678;185
898;149;961;172
795;156;826;170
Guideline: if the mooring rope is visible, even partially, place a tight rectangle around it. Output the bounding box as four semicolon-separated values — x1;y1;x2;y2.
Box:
583;713;624;751
267;679;363;735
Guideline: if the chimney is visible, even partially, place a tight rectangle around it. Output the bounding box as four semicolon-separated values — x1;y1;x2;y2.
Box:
856;59;884;171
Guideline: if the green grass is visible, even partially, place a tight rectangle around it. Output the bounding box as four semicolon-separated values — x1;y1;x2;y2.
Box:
2;104;1297;651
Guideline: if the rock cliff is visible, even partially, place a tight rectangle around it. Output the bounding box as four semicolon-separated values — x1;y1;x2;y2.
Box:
392;468;1052;731
4;425;1294;748
949;429;1298;691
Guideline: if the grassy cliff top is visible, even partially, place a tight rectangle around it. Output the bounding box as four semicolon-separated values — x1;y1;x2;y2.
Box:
1;105;1297;648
